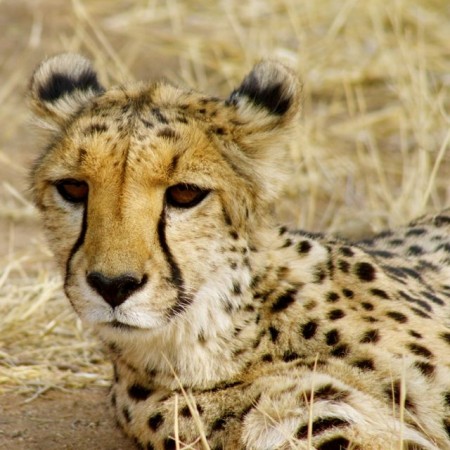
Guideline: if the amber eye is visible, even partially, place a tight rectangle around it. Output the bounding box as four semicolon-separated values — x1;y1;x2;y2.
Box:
55;179;89;204
166;184;210;208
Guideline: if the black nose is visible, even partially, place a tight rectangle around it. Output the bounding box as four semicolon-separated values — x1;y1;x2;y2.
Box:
86;272;147;308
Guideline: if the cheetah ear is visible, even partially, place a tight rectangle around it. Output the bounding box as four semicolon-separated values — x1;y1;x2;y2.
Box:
227;60;301;136
225;61;301;204
29;53;104;131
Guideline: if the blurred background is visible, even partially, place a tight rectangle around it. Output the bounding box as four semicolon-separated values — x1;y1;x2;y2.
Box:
0;0;449;447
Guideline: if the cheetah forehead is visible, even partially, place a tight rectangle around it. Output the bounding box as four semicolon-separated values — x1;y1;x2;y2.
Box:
30;54;302;207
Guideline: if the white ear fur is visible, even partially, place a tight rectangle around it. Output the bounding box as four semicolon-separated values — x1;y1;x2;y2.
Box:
29;53;104;130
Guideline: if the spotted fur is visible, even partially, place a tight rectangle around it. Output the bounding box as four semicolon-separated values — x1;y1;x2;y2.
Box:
30;54;450;450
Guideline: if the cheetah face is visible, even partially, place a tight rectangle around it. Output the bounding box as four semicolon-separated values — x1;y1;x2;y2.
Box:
29;54;301;333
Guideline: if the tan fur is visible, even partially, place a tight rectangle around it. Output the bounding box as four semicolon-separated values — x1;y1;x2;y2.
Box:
30;54;450;450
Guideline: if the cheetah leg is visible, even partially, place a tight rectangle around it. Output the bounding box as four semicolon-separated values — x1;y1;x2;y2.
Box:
242;372;441;450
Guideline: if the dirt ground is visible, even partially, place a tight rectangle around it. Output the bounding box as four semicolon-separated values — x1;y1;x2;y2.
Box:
0;387;135;450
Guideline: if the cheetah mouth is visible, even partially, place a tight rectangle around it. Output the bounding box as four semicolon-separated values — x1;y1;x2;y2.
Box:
108;320;143;331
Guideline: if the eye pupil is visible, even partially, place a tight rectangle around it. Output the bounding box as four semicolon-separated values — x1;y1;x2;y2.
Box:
166;184;209;208
56;179;88;203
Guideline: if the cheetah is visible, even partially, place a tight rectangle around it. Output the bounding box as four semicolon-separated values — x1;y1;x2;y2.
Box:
29;53;450;450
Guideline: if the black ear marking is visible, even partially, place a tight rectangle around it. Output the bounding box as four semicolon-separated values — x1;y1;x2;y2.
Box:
227;60;300;116
229;74;291;116
38;70;103;103
30;53;105;127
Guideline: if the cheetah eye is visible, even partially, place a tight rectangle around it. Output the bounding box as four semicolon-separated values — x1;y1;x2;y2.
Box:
166;184;210;209
55;179;89;204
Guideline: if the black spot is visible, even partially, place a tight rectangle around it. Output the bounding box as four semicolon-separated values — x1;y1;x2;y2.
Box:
407;245;424;256
328;309;346;320
152;107;169;124
361;302;374;311
297;240;312;254
389;239;405;246
232;281;242;295
386;311;408;323
401;267;421;280
440;332;450;345
384;381;414;410
296;417;351;439
314;267;327;283
128;384;153;401
326;292;340;303
410;307;432;319
180;405;191;417
340;247;354;257
406;228;426;236
399;290;432;311
148;412;164;431
230;231;239;240
445;419;450;438
368;250;395;258
268;326;279;342
331;344;349;358
408;330;422;339
214;126;226;135
142;119;154;128
355;262;376;281
434;214;450;226
212;411;234;431
370;288;389;299
317;436;351;450
408;343;433;359
302;320;319;339
444;392;450;407
338;260;350;273
421;291;444;306
360;329;380;344
325;329;340;346
229;73;292;115
283;351;300;362
38;70;103;102
342;289;353;298
282;238;293;248
362;316;378;323
313;384;349;401
123;407;131;423
271;289;297;312
414;361;435;377
112;364;120;383
146;443;156;450
352;358;375;371
437;243;450;252
163;438;176;450
261;353;273;362
278;226;288;235
84;123;108;134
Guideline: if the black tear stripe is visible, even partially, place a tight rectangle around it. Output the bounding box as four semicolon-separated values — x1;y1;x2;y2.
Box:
64;204;88;300
157;210;193;319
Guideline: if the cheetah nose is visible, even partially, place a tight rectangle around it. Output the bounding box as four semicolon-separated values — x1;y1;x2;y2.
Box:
86;272;148;308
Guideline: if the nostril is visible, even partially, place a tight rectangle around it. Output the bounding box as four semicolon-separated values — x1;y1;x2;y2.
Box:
86;272;147;308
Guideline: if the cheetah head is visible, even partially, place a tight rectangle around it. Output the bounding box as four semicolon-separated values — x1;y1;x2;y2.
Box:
29;54;301;337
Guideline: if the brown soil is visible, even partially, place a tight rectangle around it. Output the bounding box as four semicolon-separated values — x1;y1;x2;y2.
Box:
0;387;135;450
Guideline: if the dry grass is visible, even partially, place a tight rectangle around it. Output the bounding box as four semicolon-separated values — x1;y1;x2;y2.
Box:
0;0;449;430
